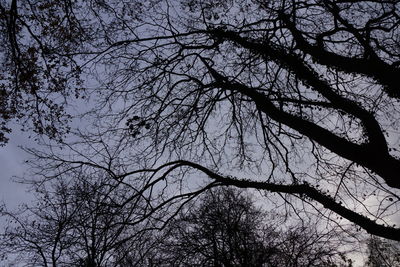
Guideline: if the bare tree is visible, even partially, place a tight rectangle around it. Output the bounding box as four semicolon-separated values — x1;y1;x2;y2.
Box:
366;236;400;267
1;181;353;266
153;187;352;267
0;169;162;267
155;187;269;266
1;0;400;242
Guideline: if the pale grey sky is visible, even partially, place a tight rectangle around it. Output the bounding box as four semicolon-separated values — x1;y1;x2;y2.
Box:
0;129;33;208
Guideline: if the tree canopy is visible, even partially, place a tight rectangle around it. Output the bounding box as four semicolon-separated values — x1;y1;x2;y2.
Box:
1;0;400;243
366;236;400;267
154;187;352;267
0;170;159;266
1;184;353;266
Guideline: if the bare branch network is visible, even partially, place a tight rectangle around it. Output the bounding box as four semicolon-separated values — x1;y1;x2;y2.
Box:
1;0;400;262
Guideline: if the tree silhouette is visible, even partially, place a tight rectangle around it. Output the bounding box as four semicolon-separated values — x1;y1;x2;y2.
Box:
0;170;160;266
153;187;352;267
1;0;400;241
366;236;400;267
1;184;353;266
0;0;85;144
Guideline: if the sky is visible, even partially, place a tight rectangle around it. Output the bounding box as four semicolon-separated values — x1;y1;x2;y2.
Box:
0;131;32;208
0;2;399;266
0;126;373;267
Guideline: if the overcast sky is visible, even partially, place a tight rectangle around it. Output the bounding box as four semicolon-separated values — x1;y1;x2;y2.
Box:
0;129;33;208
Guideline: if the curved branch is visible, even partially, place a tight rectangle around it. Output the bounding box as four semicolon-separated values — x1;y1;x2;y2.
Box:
171;160;400;241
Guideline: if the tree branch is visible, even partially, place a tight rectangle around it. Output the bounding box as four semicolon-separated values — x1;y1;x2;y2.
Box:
171;160;400;241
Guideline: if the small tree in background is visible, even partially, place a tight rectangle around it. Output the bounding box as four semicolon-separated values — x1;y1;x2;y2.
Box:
154;187;352;267
1;183;354;266
156;187;269;266
366;236;400;267
0;170;158;267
